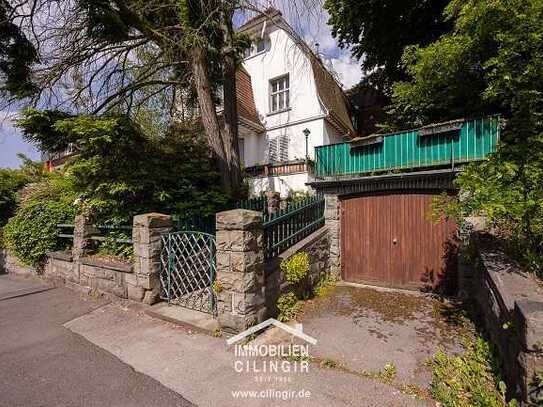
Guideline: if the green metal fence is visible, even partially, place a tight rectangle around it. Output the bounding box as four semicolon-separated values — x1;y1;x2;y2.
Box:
57;223;133;244
173;196;269;235
262;195;325;260
173;214;216;235
314;116;500;178
236;196;268;214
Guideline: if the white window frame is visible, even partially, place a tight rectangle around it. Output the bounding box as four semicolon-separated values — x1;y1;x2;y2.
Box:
269;74;290;114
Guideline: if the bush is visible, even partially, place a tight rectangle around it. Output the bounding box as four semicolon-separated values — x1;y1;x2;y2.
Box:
280;252;310;285
277;292;302;322
0;168;30;225
428;337;517;407
3;175;77;266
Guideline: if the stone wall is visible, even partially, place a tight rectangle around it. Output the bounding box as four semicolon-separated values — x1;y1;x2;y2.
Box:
0;249;37;276
462;232;543;403
43;213;171;304
264;226;331;317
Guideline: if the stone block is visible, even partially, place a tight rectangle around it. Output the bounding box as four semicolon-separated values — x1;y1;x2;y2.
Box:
515;300;543;352
133;213;173;229
132;226;170;245
96;278;127;299
217;291;233;313
134;257;161;275
134;240;163;259
229;251;263;274
216;209;263;231
218;271;261;293
143;286;160;305
218;312;258;334
127;285;146;302
125;272;138;286
232;292;265;315
216;230;262;252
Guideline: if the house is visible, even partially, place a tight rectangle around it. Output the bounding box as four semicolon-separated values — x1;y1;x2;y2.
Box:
235;8;355;198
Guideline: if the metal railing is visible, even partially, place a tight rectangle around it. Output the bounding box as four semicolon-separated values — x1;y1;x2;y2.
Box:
57;223;133;244
262;195;325;260
173;214;216;235
314;116;500;178
236;195;268;214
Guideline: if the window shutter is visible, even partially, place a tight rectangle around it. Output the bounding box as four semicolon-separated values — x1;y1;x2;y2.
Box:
279;135;289;161
268;137;278;162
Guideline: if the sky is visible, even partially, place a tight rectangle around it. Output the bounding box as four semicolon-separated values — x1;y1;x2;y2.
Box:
0;4;362;169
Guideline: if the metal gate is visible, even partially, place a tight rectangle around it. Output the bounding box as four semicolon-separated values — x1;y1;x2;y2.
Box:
159;231;216;315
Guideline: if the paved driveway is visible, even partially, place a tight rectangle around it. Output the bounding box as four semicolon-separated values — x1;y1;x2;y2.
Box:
0;275;193;407
299;284;468;397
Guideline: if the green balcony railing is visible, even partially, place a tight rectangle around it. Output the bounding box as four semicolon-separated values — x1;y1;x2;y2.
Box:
314;116;500;178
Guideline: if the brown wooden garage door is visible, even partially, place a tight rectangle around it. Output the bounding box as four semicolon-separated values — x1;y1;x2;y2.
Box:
340;192;458;290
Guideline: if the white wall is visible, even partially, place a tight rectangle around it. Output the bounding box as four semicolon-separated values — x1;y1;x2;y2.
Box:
249;172;310;198
241;24;328;167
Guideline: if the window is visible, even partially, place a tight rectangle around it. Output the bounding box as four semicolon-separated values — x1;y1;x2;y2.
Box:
269;75;289;113
268;134;289;162
243;36;270;59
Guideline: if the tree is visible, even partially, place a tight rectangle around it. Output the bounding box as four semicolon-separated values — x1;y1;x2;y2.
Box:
398;0;543;273
0;0;247;195
16;108;231;220
324;0;451;91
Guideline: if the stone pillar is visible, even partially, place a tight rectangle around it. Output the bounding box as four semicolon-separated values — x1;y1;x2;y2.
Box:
266;191;280;215
130;213;172;304
215;209;266;333
324;194;341;277
72;215;98;262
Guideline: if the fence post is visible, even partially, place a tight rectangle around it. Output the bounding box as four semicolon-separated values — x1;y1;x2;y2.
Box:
131;213;172;304
266;191;280;215
324;194;341;277
215;209;266;333
72;215;98;262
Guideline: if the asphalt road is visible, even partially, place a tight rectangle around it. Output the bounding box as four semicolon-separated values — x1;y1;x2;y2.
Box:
0;275;194;407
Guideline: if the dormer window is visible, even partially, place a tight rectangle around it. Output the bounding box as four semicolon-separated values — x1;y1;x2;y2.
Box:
243;36;270;59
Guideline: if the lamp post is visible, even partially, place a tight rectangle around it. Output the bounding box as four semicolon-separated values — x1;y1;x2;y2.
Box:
303;128;311;161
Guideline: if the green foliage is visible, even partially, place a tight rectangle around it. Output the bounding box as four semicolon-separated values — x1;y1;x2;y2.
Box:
3;174;77;266
0;0;39;98
96;231;133;261
0;168;30;225
428;337;517;407
314;272;338;297
323;0;451;89
16;111;230;222
394;0;543;274
280;252;310;285
276;292;302;322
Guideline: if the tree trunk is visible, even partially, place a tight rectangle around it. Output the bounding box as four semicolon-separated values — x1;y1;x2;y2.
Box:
221;9;243;196
190;45;232;194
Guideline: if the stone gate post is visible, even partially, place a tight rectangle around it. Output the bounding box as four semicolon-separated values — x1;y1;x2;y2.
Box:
215;209;266;333
131;213;172;304
72;215;98;262
324;194;341;277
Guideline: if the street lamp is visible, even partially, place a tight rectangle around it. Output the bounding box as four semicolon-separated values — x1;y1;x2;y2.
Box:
303;128;311;161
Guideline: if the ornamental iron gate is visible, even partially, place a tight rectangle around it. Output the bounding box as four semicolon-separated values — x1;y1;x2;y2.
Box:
159;231;216;315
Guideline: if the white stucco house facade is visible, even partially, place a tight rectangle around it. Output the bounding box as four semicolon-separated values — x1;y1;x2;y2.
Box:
235;8;355;197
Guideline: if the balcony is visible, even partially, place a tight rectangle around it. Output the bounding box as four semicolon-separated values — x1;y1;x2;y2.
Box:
314;116;500;179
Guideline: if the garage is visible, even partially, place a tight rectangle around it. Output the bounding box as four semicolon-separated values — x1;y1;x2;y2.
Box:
340;191;458;291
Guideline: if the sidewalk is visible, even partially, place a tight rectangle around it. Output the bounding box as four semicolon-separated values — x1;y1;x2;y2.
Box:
65;302;427;406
